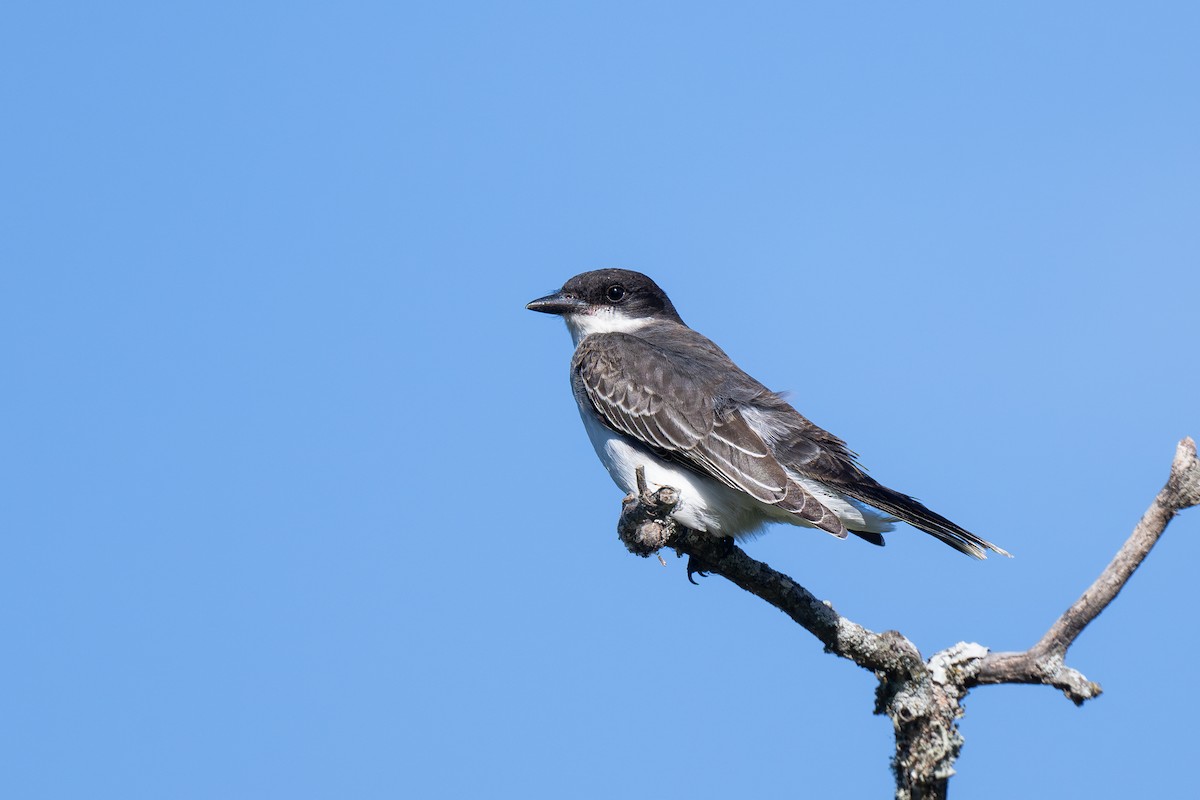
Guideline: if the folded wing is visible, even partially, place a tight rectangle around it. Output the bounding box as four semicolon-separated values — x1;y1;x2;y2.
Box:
745;392;1010;558
572;332;846;537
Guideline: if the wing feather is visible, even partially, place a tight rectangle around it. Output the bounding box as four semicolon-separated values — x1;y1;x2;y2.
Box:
572;333;804;509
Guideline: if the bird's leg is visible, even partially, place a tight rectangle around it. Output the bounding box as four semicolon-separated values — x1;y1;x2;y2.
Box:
685;551;709;585
684;532;735;585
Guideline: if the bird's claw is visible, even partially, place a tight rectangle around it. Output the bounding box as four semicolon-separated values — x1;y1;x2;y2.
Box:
684;535;735;585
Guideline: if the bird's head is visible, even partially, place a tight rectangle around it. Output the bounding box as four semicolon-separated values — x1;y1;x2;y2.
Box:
526;269;683;344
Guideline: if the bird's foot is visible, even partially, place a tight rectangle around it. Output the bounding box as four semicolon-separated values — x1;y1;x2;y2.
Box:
684;534;735;585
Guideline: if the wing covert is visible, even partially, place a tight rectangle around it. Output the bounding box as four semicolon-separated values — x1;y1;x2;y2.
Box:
573;333;712;453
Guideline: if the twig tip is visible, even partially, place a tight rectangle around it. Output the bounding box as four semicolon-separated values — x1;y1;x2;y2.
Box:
1169;436;1200;510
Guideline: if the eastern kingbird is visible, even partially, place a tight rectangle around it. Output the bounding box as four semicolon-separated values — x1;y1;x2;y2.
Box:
527;268;1009;559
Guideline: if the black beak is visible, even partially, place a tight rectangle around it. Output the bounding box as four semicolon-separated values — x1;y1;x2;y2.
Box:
526;291;586;315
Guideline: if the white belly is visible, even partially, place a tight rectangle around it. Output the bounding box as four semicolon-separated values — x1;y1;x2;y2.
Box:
577;406;774;537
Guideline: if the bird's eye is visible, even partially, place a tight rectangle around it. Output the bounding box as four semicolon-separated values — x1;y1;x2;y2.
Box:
606;284;626;303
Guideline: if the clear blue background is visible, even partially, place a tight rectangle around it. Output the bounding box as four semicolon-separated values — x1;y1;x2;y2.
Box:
3;2;1197;798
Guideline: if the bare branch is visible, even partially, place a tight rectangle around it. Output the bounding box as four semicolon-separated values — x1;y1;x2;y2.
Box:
970;437;1199;703
616;469;924;676
961;647;1100;705
614;437;1196;796
682;527;924;676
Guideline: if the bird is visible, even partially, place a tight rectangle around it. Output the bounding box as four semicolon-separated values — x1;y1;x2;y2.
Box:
526;268;1009;559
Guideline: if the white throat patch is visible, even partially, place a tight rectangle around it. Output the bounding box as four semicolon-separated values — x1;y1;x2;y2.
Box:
564;309;653;347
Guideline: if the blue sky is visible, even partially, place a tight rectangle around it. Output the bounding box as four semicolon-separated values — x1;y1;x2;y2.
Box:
3;2;1197;798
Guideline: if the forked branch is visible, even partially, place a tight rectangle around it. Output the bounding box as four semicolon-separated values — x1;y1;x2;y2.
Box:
968;436;1200;703
615;438;1198;798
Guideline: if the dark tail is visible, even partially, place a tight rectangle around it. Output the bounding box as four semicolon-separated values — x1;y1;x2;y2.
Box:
849;530;886;547
840;481;1010;559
